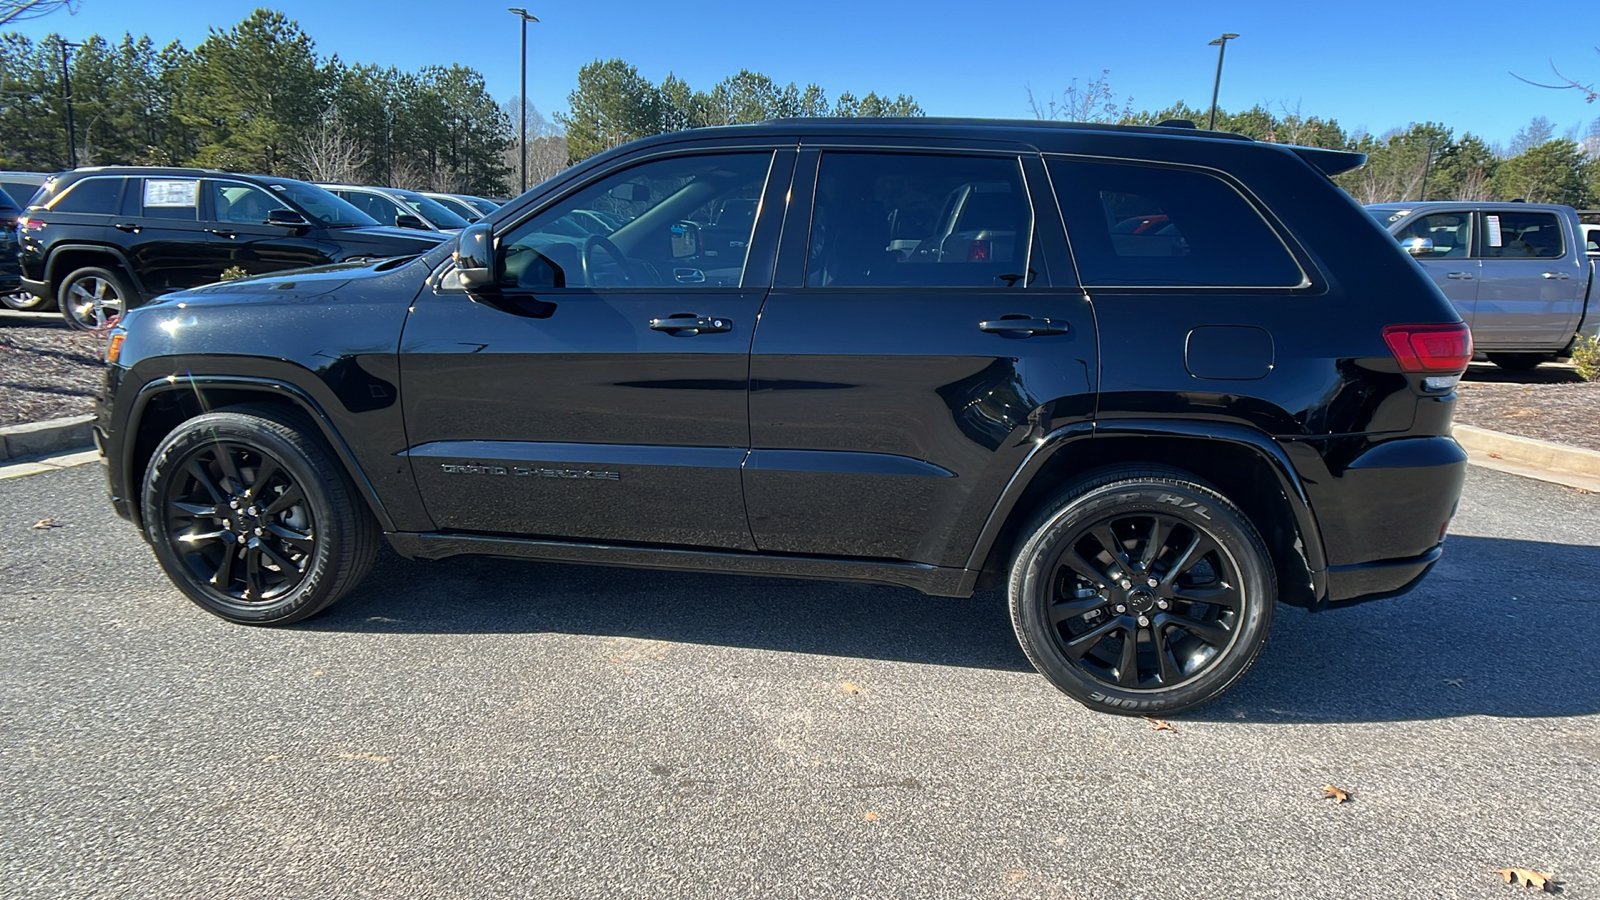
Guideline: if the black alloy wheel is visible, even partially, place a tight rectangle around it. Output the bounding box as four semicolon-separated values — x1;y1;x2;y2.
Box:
1009;470;1275;715
142;407;378;624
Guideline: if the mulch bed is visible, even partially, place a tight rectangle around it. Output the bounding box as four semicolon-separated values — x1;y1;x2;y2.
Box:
3;316;1597;453
1454;362;1600;454
0;317;107;428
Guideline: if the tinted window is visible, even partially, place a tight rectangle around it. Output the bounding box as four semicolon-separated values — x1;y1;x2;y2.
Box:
138;178;199;221
266;180;376;227
498;152;772;290
430;195;482;222
209;181;289;224
394;190;469;229
1048;158;1303;287
1394;212;1472;259
1;179;42;207
342;191;405;226
1480;211;1564;259
807;153;1032;288
47;177;124;214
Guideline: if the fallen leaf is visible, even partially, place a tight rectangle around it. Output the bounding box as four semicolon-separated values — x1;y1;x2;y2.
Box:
31;518;61;529
1004;869;1027;882
862;810;880;821
1494;868;1554;891
1142;717;1177;732
1444;678;1464;687
1322;784;1350;804
261;754;281;761
1487;452;1504;459
338;752;392;763
311;670;325;677
840;682;863;695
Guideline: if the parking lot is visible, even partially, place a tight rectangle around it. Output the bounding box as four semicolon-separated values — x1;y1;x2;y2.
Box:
1;459;1595;899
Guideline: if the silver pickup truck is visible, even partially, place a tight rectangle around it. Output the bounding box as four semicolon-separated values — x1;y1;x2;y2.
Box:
1368;201;1600;370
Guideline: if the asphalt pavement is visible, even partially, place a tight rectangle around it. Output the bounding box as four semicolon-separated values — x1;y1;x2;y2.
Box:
1;462;1596;899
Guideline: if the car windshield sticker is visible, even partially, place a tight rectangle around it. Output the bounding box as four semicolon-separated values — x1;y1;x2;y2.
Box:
144;179;197;208
1485;214;1503;248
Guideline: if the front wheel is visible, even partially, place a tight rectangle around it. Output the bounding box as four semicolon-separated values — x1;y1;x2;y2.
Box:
141;407;379;624
1008;470;1276;715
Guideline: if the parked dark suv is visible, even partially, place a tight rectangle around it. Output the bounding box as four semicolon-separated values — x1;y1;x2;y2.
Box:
96;119;1471;714
17;167;446;330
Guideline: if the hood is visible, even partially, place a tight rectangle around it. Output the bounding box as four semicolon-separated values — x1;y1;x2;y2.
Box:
146;258;396;307
339;225;450;244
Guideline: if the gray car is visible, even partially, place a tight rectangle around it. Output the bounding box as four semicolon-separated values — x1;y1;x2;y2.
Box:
319;184;470;233
1370;201;1599;370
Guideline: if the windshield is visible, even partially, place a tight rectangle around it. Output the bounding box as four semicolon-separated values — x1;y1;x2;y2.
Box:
267;180;379;227
395;190;470;229
1367;207;1410;228
429;194;483;222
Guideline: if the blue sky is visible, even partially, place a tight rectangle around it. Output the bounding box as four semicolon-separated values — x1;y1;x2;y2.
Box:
11;0;1600;148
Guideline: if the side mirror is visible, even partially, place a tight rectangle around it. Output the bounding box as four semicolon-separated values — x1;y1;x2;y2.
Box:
670;220;701;259
395;213;429;231
267;208;308;229
1402;236;1435;257
455;221;498;289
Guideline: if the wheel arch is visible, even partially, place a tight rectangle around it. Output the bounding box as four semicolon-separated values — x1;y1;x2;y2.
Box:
46;243;147;297
965;421;1327;608
121;376;396;534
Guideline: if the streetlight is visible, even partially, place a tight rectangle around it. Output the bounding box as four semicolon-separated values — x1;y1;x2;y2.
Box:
59;38;80;167
1206;32;1239;131
508;7;539;194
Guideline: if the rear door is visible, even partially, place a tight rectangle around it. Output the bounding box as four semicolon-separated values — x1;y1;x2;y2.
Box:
119;176;216;293
1391;209;1479;328
1474;209;1586;348
745;143;1096;565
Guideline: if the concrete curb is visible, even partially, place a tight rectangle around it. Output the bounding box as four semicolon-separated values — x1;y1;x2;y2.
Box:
0;415;95;462
1453;423;1600;492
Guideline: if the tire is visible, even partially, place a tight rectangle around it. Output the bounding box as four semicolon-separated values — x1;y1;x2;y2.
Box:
2;289;56;313
1488;352;1548;372
57;265;136;332
1008;468;1276;716
140;405;379;625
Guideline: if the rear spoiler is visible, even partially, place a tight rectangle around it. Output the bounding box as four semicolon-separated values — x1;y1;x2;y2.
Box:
1292;146;1366;177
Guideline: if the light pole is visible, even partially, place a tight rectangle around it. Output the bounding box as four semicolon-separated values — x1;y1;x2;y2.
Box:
59;38;80;166
1206;32;1238;131
508;7;539;194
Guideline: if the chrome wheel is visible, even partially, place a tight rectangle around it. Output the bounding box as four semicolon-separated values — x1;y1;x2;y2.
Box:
64;274;123;331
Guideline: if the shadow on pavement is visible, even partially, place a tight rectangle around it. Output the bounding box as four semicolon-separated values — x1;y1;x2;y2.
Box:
310;533;1599;721
1460;359;1583;385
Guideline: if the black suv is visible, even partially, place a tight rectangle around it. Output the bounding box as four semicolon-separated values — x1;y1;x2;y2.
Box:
17;167;446;330
96;120;1471;714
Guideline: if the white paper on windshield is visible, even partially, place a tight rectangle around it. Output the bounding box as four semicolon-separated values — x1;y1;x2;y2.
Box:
144;179;197;208
1485;214;1503;248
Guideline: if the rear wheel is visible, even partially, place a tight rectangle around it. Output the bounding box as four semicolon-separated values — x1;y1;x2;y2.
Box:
2;289;56;313
1008;469;1276;715
141;407;379;625
58;265;135;332
1488;352;1549;372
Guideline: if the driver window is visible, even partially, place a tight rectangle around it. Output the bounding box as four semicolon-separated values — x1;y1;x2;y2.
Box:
209;181;289;224
498;152;773;290
1394;212;1471;259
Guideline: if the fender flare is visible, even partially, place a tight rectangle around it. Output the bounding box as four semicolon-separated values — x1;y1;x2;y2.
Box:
121;375;396;533
960;419;1328;599
46;242;149;298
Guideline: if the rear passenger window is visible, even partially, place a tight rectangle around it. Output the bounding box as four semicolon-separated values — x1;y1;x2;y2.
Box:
46;177;124;214
1394;212;1472;258
1480;211;1563;258
1047;158;1304;288
806;153;1032;288
140;178;199;221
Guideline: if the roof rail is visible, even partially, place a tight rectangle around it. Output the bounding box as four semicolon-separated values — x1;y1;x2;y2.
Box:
757;116;1258;142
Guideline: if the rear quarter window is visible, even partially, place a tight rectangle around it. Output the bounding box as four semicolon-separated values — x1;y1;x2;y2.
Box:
45;177;125;215
1047;158;1304;288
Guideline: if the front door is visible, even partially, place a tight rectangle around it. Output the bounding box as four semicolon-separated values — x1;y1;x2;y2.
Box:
746;147;1097;566
1473;209;1586;348
201;179;333;278
401;147;793;549
1393;209;1479;328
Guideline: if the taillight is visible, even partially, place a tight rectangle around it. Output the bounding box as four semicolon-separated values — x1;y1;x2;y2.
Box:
1382;322;1472;391
966;239;991;262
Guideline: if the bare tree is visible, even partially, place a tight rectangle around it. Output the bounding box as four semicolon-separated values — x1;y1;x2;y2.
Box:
1027;70;1133;124
0;0;79;26
501;97;569;190
291;112;369;185
386;155;426;192
1512;53;1600;102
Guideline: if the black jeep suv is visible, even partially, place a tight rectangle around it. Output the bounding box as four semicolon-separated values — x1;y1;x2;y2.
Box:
17;167;445;330
96;119;1471;714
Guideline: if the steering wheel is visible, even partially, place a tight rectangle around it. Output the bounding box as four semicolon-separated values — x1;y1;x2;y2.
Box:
581;234;633;286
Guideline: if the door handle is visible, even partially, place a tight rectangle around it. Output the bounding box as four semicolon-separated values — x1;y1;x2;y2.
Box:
1445;272;1474;280
206;228;238;239
112;222;141;233
1541;271;1571;279
649;315;732;336
978;317;1070;336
